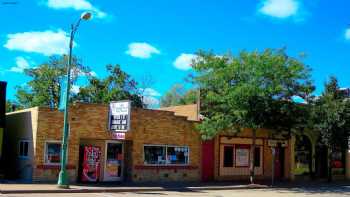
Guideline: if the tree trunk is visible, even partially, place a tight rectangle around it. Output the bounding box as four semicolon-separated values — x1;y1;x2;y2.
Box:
250;128;256;184
328;147;332;182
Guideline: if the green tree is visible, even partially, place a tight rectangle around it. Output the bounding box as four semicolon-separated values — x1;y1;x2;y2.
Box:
75;64;143;107
6;100;13;113
160;84;197;107
15;55;89;108
309;77;350;181
192;49;314;183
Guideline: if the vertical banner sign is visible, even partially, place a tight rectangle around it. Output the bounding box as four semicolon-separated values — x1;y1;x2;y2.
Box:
58;77;67;112
109;101;131;133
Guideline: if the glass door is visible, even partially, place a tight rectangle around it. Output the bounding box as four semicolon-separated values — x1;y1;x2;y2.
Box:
103;141;123;181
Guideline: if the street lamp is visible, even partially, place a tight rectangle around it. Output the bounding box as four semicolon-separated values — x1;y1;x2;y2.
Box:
58;12;91;189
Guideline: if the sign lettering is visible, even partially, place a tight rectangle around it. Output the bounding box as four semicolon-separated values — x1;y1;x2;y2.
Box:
108;101;131;132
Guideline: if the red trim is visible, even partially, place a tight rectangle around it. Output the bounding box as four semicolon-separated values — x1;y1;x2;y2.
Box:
220;135;287;141
36;164;76;170
134;165;198;170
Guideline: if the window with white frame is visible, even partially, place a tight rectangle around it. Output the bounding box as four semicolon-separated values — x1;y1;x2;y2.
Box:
19;140;29;158
144;145;189;165
45;142;61;164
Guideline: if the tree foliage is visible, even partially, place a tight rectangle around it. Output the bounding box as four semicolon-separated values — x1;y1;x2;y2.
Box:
309;77;350;181
74;64;143;107
14;56;143;109
311;77;349;148
15;55;89;108
160;84;197;107
192;49;314;183
193;49;314;139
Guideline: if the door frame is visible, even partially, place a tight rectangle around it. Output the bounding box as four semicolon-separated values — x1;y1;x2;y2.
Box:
103;140;124;181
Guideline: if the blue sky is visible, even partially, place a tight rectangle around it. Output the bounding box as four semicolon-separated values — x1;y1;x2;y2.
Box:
0;0;349;106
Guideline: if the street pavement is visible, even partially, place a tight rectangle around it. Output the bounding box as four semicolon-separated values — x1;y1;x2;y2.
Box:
2;186;350;197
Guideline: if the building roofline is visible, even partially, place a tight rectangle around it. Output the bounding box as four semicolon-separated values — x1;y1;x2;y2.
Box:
6;106;39;115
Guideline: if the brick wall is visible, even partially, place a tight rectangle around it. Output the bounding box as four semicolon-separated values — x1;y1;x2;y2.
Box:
33;103;201;182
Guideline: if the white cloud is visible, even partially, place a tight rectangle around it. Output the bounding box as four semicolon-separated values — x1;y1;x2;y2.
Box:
140;88;161;97
9;56;30;73
46;0;107;19
142;96;160;107
89;71;97;77
139;88;161;108
71;85;80;94
71;68;98;78
126;42;160;59
259;0;299;18
345;28;350;40
173;53;198;70
4;29;72;56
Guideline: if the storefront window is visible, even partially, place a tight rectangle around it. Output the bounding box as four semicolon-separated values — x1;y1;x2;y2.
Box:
223;146;234;167
144;146;166;165
144;145;189;165
19;140;29;158
167;146;189;164
45;142;61;164
254;147;261;167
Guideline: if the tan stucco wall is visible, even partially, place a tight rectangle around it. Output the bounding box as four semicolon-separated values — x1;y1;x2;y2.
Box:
213;128;292;181
160;104;199;121
4;107;39;180
32;103;201;182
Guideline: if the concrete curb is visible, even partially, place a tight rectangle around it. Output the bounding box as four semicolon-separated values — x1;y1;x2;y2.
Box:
1;184;269;194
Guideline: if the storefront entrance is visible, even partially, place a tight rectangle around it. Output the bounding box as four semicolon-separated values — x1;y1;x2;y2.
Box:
103;141;123;181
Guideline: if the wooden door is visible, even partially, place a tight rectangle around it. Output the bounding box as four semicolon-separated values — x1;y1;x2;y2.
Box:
201;140;214;181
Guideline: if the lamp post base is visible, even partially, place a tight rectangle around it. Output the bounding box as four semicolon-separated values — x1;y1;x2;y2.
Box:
57;170;69;189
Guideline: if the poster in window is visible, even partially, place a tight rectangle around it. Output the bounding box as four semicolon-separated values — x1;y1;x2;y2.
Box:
235;147;249;167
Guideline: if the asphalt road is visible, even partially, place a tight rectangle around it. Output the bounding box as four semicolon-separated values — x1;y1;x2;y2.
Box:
2;187;350;197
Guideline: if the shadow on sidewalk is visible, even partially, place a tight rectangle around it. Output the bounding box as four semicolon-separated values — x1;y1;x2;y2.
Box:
270;180;350;195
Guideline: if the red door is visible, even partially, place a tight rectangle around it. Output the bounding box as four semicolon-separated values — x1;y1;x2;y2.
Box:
274;147;285;179
201;140;214;181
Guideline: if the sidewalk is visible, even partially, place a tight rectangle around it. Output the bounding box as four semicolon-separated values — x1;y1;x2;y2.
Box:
0;181;268;194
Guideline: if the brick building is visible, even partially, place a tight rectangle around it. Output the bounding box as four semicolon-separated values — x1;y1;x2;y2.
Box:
0;81;6;169
5;102;295;183
4;103;201;182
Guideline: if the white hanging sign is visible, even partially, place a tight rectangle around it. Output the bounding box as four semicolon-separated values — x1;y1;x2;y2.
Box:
108;100;131;132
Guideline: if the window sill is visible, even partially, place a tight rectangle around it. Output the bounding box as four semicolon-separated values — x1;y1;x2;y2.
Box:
37;164;76;170
134;165;198;170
